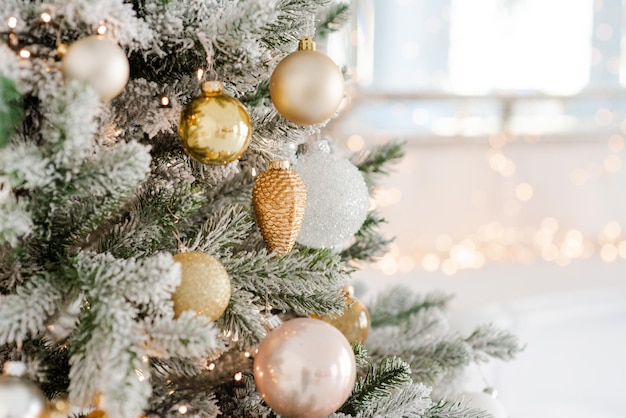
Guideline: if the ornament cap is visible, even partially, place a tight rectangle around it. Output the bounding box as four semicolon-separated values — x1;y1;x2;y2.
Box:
201;80;224;96
56;43;68;57
483;387;498;398
268;160;291;170
298;37;316;51
343;285;355;297
263;314;283;332
298;139;331;155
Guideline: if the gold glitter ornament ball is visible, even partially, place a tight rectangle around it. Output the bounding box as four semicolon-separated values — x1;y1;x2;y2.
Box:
270;37;344;125
61;35;129;102
252;160;307;256
172;251;231;321
311;288;370;344
178;81;252;165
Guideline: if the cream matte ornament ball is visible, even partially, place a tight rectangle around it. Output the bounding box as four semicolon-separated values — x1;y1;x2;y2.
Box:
61;35;130;102
270;37;344;125
295;150;369;248
0;376;49;418
172;251;231;321
253;318;356;418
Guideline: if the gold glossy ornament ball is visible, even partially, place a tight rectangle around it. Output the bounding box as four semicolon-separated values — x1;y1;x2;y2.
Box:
179;81;252;165
0;376;49;418
61;35;129;102
311;289;371;344
172;251;231;321
270;37;344;125
252;160;307;256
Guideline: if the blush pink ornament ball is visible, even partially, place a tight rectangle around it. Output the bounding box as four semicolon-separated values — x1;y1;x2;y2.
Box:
253;317;356;418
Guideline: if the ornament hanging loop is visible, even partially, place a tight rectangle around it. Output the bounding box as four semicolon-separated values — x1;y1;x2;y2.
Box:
305;13;316;39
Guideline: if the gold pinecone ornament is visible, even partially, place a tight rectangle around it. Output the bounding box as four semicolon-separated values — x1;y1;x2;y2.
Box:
252;160;307;256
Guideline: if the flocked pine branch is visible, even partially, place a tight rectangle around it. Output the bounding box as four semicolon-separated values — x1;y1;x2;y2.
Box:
465;323;524;362
0;1;521;417
351;140;406;188
340;211;393;262
0;193;33;247
218;248;348;348
315;1;351;39
147;381;221;418
95;181;204;258
0;273;65;345
340;356;413;415
185;205;256;257
356;381;432;418
425;399;492;418
366;286;523;388
368;286;453;328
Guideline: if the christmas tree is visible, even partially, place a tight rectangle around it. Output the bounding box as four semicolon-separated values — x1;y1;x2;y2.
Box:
0;1;523;417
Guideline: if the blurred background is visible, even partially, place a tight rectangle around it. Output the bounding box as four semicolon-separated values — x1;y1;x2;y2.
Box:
325;0;626;417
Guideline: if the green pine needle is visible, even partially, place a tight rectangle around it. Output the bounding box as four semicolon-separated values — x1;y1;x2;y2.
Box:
340;356;412;415
351;141;405;187
0;76;23;148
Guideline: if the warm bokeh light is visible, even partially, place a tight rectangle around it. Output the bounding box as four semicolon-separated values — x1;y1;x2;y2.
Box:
347;134;365;151
608;134;625;152
600;244;618;262
515;182;534;201
422;253;441;272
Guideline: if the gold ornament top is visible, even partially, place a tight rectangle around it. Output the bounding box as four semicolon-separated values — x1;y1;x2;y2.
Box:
200;80;224;95
268;159;290;170
298;37;316;51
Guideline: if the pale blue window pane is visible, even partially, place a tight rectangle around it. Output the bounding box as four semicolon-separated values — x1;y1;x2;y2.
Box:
448;0;594;94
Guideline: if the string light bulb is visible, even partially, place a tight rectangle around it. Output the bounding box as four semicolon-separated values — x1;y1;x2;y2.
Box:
18;49;31;59
178;405;188;415
96;25;107;35
159;95;171;108
7;17;17;29
196;68;204;80
234;371;243;381
40;12;52;23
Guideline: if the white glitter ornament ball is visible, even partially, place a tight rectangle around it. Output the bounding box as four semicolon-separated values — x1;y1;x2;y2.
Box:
253;318;356;418
295;151;369;248
457;392;508;418
61;35;130;102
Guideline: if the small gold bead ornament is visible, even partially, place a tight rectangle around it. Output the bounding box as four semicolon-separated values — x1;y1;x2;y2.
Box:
269;37;345;125
252;160;307;256
178;81;252;165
